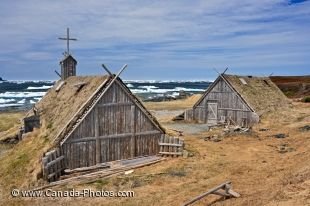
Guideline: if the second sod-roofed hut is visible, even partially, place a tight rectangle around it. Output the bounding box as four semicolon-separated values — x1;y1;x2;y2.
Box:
184;74;290;127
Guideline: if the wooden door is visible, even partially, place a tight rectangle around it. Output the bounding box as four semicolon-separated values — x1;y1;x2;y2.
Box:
207;102;218;124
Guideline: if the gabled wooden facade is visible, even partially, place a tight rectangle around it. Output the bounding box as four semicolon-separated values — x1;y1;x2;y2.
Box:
58;77;165;169
25;73;166;180
185;74;289;127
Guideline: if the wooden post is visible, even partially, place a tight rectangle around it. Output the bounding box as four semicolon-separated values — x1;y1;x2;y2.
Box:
95;107;101;164
130;105;136;158
42;156;48;180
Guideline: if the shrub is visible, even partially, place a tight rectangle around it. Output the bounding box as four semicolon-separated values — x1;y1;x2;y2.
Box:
302;96;310;103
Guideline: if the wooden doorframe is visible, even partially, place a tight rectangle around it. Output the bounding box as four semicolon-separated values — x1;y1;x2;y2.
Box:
207;102;218;124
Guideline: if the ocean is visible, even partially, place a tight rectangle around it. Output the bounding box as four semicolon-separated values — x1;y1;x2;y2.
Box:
0;80;211;111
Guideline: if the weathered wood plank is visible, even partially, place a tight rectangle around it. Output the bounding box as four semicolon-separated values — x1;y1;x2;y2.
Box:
46;155;65;168
182;181;239;206
97;102;133;107
65;130;162;144
95;107;100;164
159;152;182;155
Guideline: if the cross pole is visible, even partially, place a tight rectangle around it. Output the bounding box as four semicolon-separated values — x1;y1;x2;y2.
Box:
58;28;77;55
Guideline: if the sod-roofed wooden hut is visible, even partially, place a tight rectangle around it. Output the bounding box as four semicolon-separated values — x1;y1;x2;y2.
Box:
184;74;290;127
24;72;166;181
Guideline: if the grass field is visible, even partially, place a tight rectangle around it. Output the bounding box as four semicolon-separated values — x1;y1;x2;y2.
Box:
0;98;309;206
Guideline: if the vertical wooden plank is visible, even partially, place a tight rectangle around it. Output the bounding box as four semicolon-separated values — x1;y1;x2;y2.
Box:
173;137;177;157
161;135;164;155
169;136;172;157
95;107;100;164
52;150;57;181
163;135;167;156
55;148;60;179
130;105;136;158
42;156;48;180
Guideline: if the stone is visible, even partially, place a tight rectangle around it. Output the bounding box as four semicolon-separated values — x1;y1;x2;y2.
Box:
299;125;310;132
274;133;288;139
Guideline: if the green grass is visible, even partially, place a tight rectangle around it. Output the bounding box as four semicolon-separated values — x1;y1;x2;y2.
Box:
0;112;24;132
302;96;310;103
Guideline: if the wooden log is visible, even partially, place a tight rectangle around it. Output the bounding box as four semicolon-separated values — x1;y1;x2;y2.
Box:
64;163;110;174
159;152;182;155
182;181;236;206
212;191;231;197
55;81;65;92
158;143;183;147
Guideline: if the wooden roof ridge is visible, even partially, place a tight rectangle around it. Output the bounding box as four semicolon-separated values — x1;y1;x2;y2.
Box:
53;76;112;145
115;77;166;133
193;74;254;112
60;54;77;63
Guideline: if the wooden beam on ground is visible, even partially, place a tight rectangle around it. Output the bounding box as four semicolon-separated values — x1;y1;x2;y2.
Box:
32;156;164;191
182;181;240;206
64;163;110;175
159;151;182;155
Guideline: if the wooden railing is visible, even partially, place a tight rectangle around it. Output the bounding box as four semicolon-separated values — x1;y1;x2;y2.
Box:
159;135;184;157
42;148;65;182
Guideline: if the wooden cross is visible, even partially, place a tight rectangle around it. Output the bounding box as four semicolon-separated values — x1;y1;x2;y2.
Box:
58;28;77;55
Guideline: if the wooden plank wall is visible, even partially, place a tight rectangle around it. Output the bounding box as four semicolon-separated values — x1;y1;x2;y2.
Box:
42;147;65;182
192;78;253;126
61;82;163;169
184;109;194;122
159;135;184;156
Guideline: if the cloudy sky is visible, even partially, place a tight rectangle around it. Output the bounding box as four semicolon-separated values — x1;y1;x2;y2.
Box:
0;0;309;80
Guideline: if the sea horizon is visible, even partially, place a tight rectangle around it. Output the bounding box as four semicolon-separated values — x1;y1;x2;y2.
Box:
0;79;212;110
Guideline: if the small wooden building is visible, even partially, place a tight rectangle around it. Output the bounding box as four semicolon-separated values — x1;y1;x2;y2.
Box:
184;74;290;127
60;55;77;80
24;115;40;133
35;75;165;172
